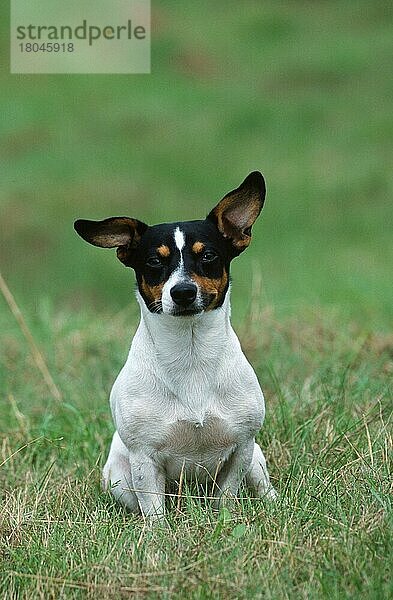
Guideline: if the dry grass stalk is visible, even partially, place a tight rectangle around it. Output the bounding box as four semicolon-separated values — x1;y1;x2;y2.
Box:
0;270;62;401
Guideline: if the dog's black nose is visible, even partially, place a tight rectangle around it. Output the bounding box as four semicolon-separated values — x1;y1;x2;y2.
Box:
170;283;197;307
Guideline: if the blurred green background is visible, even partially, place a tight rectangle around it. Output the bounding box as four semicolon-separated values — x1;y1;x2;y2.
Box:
1;0;392;329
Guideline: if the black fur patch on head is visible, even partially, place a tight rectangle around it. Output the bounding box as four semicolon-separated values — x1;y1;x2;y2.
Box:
133;219;232;310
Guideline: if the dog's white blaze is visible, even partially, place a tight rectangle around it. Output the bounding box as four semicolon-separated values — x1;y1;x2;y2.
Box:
160;227;188;314
174;227;185;253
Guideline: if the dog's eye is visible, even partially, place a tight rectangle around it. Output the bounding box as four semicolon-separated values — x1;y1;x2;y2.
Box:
201;250;218;263
146;257;162;268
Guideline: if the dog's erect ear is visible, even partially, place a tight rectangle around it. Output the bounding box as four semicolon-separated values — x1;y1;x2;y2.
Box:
74;217;148;267
207;171;266;253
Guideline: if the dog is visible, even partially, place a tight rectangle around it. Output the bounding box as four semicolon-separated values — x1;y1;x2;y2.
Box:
74;171;276;519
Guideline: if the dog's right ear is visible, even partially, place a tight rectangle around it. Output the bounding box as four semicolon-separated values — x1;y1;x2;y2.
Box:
74;217;148;267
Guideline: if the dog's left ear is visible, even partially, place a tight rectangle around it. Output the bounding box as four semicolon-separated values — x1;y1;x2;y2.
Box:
207;171;266;253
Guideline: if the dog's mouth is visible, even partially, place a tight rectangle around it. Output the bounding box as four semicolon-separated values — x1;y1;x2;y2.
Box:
171;307;203;317
146;300;203;317
169;293;216;316
146;293;217;316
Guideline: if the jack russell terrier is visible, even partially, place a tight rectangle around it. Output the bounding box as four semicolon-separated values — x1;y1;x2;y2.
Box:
74;171;276;518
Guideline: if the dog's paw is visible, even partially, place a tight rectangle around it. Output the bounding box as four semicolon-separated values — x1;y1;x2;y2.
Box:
257;484;278;501
212;489;239;512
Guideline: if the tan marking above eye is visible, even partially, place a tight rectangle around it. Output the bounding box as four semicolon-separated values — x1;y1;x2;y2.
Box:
191;270;228;310
192;241;205;254
141;277;164;304
157;244;170;258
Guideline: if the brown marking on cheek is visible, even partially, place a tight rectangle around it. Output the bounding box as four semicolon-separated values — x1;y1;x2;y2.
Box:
141;277;164;305
192;241;205;254
191;269;228;310
157;244;170;258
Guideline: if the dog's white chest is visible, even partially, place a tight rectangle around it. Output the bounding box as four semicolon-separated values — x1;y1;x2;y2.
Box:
155;411;236;479
161;412;235;454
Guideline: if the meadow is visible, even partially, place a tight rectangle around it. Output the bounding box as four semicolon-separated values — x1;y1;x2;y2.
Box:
0;1;392;597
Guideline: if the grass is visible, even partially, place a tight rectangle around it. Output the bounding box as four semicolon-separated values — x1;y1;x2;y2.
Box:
1;0;393;597
0;299;392;598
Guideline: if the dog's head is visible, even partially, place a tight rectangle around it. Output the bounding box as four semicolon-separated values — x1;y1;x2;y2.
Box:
74;171;266;316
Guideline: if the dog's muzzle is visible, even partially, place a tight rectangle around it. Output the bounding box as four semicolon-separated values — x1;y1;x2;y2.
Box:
170;283;197;309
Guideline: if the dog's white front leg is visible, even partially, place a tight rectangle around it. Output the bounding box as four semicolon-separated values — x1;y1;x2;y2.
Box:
214;441;254;508
246;442;277;500
129;452;166;519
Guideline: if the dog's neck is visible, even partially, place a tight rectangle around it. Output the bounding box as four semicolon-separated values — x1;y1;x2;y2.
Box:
137;289;232;347
135;290;234;391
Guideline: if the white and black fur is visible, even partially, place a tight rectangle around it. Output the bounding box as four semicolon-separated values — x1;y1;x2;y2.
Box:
74;171;276;518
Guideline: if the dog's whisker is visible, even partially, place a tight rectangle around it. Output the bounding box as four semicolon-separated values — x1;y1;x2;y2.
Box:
147;299;163;314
